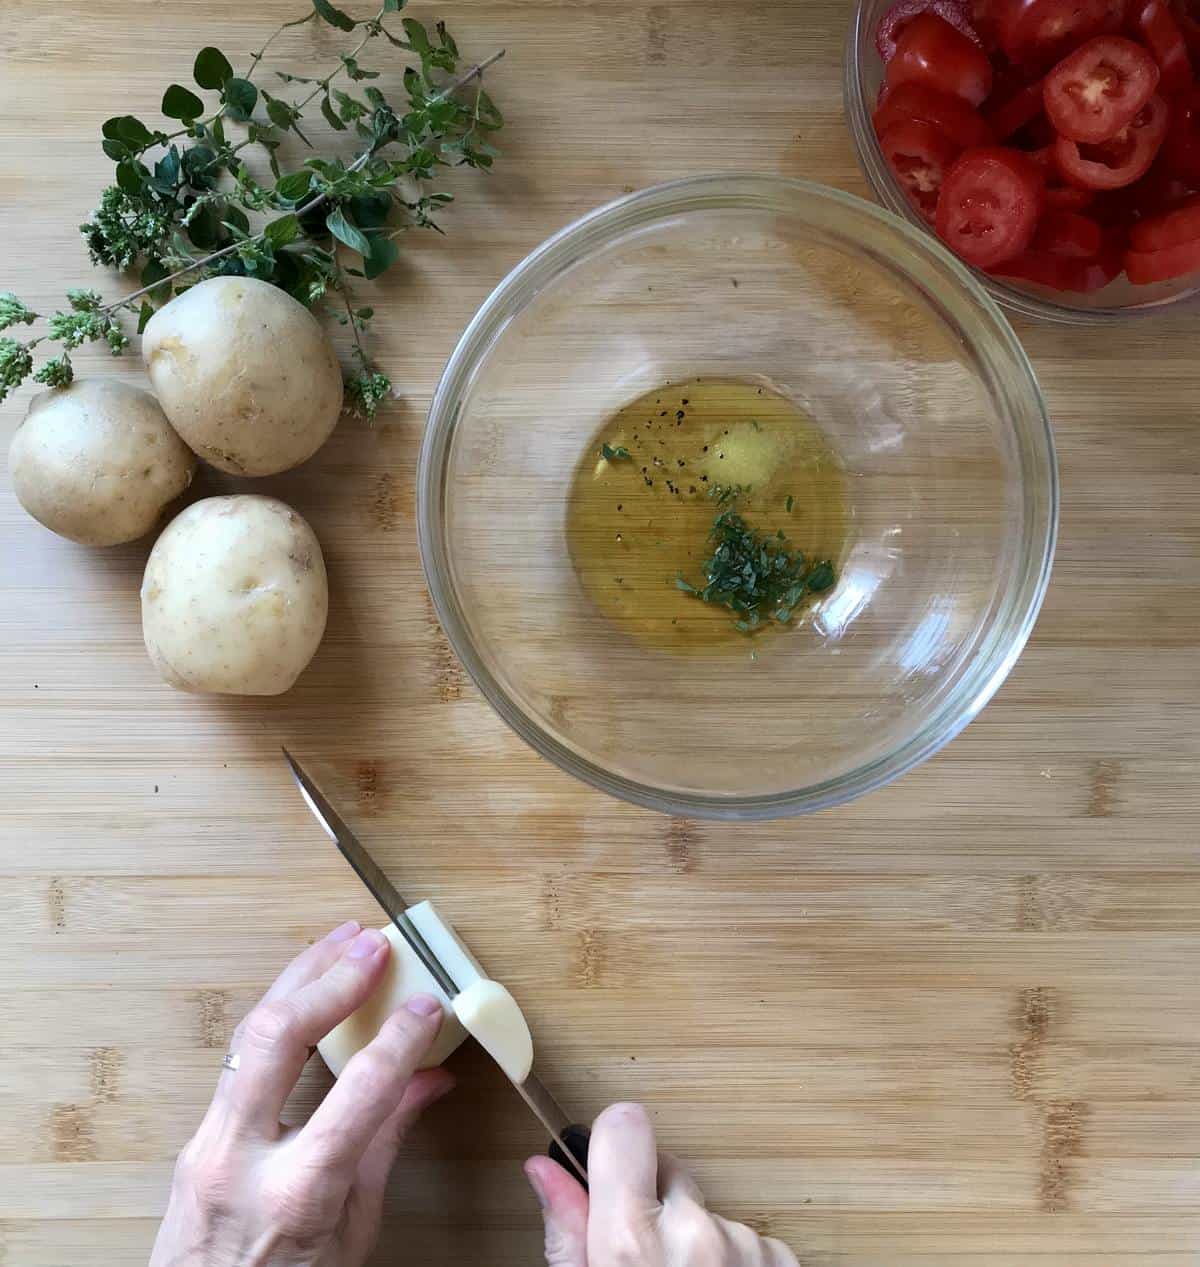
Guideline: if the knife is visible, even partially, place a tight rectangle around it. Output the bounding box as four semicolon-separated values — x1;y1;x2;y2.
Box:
282;748;591;1186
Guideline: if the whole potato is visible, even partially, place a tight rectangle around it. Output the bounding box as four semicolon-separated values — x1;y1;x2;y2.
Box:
8;379;196;546
142;277;343;476
141;495;328;695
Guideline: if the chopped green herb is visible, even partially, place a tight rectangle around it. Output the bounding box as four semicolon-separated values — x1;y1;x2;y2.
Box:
674;491;837;632
601;442;632;460
785;494;794;512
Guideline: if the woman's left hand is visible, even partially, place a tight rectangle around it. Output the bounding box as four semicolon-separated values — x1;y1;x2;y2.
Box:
150;920;454;1267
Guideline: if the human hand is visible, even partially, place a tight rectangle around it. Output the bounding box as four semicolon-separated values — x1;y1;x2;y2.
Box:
525;1103;798;1266
150;920;454;1267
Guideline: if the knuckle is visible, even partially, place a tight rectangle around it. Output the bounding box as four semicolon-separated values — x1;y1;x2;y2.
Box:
242;1000;301;1052
672;1209;726;1266
261;1173;329;1241
180;1145;238;1209
378;1006;432;1052
600;1216;658;1267
345;1049;400;1101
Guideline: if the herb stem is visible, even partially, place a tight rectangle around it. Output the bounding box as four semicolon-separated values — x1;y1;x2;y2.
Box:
293;10;384;113
248;11;318;77
99;47;505;315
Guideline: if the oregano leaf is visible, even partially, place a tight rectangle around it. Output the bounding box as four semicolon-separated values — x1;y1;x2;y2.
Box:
264;213;301;246
161;83;205;121
312;0;356;31
193;47;233;90
325;207;372;256
222;78;258;121
321;94;347;131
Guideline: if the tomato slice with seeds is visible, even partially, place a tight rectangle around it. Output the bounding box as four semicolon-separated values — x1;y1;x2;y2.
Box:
880;118;964;218
1044;36;1160;143
935;145;1046;265
874;82;996;146
1131;0;1193;97
986;77;1048;136
886;12;996;105
1032;207;1105;253
876;0;984;61
1124;234;1200;277
1000;0;1125;65
1163;83;1200;180
1056;93;1171;187
1129;192;1200;245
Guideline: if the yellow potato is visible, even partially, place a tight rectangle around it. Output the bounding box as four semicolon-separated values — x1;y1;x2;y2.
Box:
142;277;343;476
141;495;327;695
8;379;195;546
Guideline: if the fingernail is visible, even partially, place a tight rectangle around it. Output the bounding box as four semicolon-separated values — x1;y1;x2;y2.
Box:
347;928;387;960
524;1161;548;1210
405;992;442;1018
328;919;360;943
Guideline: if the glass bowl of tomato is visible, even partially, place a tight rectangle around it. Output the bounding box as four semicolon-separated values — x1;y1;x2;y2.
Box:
846;0;1200;321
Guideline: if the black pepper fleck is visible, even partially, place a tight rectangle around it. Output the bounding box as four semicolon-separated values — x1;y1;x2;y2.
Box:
617;503;623;511
689;485;697;494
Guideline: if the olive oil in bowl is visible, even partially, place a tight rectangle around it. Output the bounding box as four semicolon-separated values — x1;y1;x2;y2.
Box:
565;377;851;653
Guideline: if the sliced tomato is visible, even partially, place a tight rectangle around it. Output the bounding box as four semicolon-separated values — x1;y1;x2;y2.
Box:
874;82;996;146
876;0;985;60
1172;0;1200;59
1044;37;1160;143
986;77;1048;136
886;13;995;106
881;118;964;218
968;0;1007;49
1032;207;1105;253
1000;0;1125;64
1130;0;1193;97
936;145;1046;264
1125;234;1200;277
1046;183;1097;206
1163;82;1200;179
1129;191;1200;244
1056;93;1171;186
995;240;1123;287
1026;145;1100;204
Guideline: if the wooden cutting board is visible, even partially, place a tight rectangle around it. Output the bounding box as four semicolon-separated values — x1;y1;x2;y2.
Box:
2;2;1199;1263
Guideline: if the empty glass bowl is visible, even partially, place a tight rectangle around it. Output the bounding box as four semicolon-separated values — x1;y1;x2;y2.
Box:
845;0;1200;323
418;175;1057;819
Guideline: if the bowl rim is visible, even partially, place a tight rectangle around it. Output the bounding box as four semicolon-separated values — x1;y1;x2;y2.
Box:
418;173;1059;819
844;0;1200;325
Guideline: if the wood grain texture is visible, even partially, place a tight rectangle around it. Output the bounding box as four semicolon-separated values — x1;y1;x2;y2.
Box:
2;1;1199;1263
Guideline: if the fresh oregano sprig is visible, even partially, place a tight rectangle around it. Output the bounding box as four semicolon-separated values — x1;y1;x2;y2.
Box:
0;0;505;419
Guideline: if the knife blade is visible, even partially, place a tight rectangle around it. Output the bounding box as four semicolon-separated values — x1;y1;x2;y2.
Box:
282;748;590;1185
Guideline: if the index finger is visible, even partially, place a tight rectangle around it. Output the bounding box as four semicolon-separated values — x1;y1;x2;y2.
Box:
227;928;392;1135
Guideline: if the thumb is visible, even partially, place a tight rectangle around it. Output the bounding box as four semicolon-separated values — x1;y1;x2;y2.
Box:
525;1155;589;1267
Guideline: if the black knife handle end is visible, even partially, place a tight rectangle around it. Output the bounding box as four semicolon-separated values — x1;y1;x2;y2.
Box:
549;1123;591;1188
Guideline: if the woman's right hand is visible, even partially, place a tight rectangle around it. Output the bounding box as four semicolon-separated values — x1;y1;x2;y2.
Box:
525;1103;798;1266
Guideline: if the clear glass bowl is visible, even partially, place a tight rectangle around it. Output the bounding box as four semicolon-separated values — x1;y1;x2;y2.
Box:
418;174;1057;819
846;0;1200;324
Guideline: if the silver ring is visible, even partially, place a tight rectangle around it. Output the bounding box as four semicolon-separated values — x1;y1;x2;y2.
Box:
222;1051;240;1072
